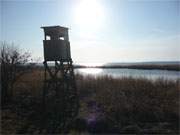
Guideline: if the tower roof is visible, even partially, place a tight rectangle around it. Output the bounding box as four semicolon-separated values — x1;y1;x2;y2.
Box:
41;25;68;30
41;25;68;36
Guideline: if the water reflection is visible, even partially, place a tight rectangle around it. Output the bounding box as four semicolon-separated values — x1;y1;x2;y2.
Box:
77;68;103;75
75;68;180;80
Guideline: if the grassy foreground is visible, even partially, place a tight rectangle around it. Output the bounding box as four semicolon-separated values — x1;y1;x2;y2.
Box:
1;69;180;134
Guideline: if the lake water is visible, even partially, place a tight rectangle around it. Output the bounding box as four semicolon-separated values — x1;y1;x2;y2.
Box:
75;68;180;80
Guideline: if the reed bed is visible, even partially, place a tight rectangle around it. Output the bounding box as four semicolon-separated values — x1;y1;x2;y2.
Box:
1;69;180;134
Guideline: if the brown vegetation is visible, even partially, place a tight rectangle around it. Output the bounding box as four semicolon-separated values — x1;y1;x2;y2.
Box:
0;42;31;102
77;74;180;133
1;69;180;134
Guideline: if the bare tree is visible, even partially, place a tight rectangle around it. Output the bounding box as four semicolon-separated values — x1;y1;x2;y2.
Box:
0;42;31;102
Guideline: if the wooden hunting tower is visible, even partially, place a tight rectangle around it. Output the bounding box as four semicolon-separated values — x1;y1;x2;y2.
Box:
42;26;71;61
41;26;79;131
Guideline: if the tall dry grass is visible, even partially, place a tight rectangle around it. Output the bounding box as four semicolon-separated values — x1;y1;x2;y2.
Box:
1;69;180;134
76;74;180;133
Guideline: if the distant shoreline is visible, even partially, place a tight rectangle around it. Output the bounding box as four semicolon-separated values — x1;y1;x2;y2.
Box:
74;64;180;71
29;62;180;71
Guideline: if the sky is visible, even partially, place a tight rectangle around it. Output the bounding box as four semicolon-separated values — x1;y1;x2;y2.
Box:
1;0;180;63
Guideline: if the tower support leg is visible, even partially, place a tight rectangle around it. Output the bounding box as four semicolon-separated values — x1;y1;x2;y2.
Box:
42;60;79;132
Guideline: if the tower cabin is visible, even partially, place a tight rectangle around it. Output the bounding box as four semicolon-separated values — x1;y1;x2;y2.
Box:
41;26;71;61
